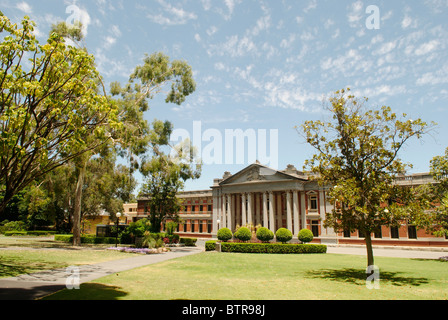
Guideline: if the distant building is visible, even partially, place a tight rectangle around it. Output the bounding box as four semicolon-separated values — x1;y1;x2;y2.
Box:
136;162;447;247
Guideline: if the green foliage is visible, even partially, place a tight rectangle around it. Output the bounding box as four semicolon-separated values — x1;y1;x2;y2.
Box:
299;88;435;266
54;234;116;244
0;14;118;213
165;221;178;235
0;220;27;233
275;228;293;243
142;232;165;249
256;227;274;242
217;228;233;242
4;230;56;236
179;237;197;246
119;219;151;244
205;240;218;251
4;231;27;236
209;242;327;254
234;227;252;242
298;229;314;243
424;147;448;238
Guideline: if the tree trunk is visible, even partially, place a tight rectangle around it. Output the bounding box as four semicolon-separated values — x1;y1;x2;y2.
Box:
72;161;87;246
364;232;375;267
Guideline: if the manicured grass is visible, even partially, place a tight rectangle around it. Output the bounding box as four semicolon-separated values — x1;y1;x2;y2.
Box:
0;235;139;278
45;252;448;300
0;249;140;278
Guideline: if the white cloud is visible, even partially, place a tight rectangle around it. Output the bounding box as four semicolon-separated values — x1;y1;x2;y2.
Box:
148;0;197;26
347;1;364;27
401;15;413;29
103;36;116;49
415;40;440;55
375;41;397;55
201;0;212;11
16;2;32;14
206;26;218;36
110;25;122;38
303;0;317;13
280;34;296;49
207;34;257;58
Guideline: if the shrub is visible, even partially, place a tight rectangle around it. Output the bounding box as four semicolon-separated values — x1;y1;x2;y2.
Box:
234;227;252;242
256;227;274;242
205;240;217;251
298;229;314;243
54;234;116;244
4;231;27;236
217;228;233;242
276;228;293;243
142;232;165;248
0;220;27;234
180;237;197;246
165;221;178;235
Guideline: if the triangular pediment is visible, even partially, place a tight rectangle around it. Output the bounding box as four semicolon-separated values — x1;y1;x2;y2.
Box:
219;163;308;186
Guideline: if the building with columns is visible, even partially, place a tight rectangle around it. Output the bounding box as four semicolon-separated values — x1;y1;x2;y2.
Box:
135;162;448;247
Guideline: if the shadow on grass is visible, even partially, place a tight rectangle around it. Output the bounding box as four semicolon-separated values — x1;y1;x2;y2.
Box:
0;257;64;278
44;283;129;300
305;268;429;287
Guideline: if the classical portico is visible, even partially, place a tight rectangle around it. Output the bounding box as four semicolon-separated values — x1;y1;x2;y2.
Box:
211;162;334;239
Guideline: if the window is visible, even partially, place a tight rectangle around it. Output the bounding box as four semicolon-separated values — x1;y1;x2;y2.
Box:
191;220;195;233
207;220;212;233
358;229;365;238
311;220;319;237
208;205;212;212
374;227;382;239
183;221;187;232
343;229;351;238
199;221;203;233
390;226;399;239
408;225;417;239
309;194;318;211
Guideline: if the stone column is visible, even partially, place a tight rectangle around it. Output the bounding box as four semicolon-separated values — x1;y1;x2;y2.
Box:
227;194;232;231
247;192;253;225
263;192;268;228
236;194;241;227
276;193;282;229
293;191;299;236
222;194;227;229
300;192;306;230
286;191;292;232
212;193;218;236
241;193;247;227
269;192;275;232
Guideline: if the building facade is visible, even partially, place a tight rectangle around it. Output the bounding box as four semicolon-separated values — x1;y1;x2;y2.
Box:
136;162;448;247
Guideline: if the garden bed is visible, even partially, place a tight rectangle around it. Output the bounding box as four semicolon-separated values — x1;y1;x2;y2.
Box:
107;247;170;254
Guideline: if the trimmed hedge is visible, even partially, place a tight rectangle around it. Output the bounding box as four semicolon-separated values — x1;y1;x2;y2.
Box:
205;241;326;254
4;230;57;236
179;237;197;247
205;240;218;251
54;234;117;244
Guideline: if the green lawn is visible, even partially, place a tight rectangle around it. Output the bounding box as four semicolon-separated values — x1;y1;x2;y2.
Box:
44;252;448;300
0;235;138;278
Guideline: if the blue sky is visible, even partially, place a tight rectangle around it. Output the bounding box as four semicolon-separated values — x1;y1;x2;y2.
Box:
2;0;448;191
